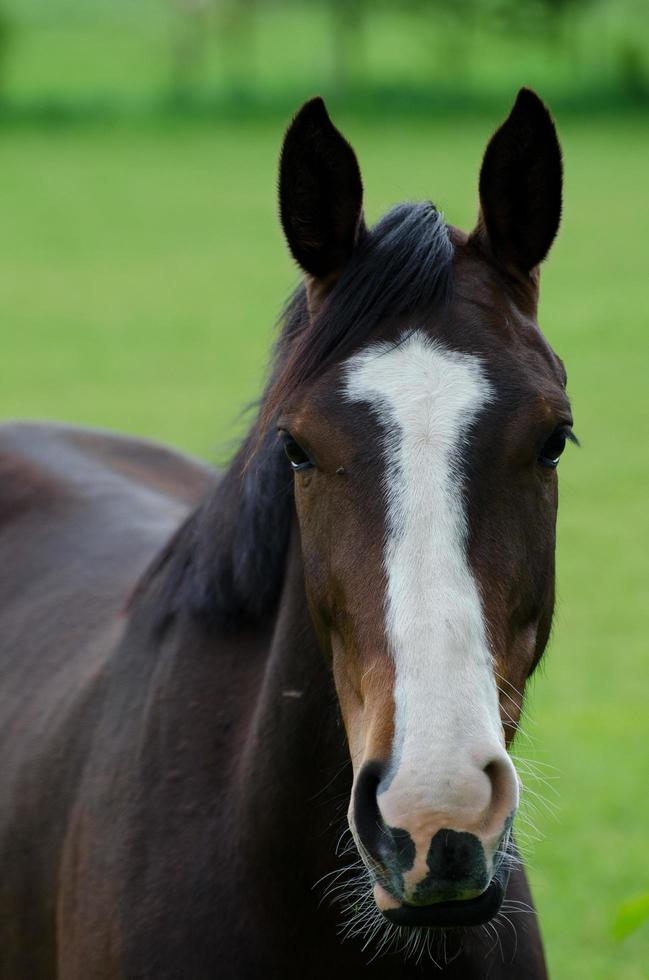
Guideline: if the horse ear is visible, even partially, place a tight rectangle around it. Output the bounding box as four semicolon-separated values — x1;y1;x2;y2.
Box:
472;88;562;277
279;97;365;297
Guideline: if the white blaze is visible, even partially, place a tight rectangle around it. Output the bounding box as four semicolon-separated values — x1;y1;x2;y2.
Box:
344;331;505;825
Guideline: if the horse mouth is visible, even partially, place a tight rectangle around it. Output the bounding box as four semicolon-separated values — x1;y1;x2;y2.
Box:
380;870;509;929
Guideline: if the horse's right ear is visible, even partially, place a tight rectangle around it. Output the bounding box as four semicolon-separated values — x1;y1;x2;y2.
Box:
279;98;365;303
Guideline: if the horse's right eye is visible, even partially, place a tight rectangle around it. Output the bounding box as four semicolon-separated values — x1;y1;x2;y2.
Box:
538;429;566;469
283;435;313;472
538;426;577;469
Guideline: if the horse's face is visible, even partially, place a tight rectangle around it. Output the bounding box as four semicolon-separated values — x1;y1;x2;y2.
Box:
274;92;571;927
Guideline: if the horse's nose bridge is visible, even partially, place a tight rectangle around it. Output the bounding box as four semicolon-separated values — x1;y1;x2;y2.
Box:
383;646;510;818
381;746;487;820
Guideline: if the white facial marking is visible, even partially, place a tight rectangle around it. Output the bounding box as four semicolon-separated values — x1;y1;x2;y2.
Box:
345;331;508;836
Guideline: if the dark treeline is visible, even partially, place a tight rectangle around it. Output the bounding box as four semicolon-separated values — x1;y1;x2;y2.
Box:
0;0;647;117
166;0;648;103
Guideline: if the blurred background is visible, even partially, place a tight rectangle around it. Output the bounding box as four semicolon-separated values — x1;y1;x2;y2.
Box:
1;1;648;977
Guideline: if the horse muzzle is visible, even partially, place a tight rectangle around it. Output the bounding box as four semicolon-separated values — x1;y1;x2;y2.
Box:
350;752;518;927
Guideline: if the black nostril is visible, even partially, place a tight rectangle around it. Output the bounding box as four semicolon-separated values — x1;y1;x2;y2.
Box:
353;762;416;880
353;760;385;863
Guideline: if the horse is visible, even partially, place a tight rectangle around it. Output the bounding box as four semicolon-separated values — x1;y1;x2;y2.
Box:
0;88;573;978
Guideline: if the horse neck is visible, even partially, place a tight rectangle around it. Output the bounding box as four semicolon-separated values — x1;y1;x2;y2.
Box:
232;527;351;885
121;522;349;923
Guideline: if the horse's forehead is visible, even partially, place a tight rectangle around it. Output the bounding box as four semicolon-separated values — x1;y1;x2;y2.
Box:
302;237;566;424
343;334;493;458
325;316;562;416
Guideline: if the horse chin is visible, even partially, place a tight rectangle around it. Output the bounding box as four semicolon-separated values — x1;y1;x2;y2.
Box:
377;866;510;930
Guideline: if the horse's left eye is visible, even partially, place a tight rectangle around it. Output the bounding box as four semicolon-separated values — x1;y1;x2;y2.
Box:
538;428;568;469
283;435;313;471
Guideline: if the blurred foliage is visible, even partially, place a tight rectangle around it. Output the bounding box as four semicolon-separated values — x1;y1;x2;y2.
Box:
0;0;647;118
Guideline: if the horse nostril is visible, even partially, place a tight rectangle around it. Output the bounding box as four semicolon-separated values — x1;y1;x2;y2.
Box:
480;754;519;838
352;760;386;862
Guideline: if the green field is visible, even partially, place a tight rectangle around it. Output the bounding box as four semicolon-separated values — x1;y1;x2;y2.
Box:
2;113;648;978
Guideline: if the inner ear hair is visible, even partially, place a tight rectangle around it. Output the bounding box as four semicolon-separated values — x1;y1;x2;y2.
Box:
305;270;341;319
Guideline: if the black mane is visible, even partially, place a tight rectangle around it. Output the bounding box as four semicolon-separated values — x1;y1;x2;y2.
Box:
140;202;453;632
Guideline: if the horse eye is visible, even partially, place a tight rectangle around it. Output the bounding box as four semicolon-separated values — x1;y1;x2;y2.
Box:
538;428;568;469
283;435;313;472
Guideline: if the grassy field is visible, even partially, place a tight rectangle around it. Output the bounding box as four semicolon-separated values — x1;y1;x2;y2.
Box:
1;112;648;978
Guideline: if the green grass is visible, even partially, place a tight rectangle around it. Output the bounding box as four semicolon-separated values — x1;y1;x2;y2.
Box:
1;113;648;978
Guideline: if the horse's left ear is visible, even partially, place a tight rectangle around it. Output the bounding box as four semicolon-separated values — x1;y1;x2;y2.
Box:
279;97;365;306
472;88;562;278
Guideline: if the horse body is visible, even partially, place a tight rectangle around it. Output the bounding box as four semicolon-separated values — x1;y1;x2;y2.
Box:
1;90;571;977
0;423;210;977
